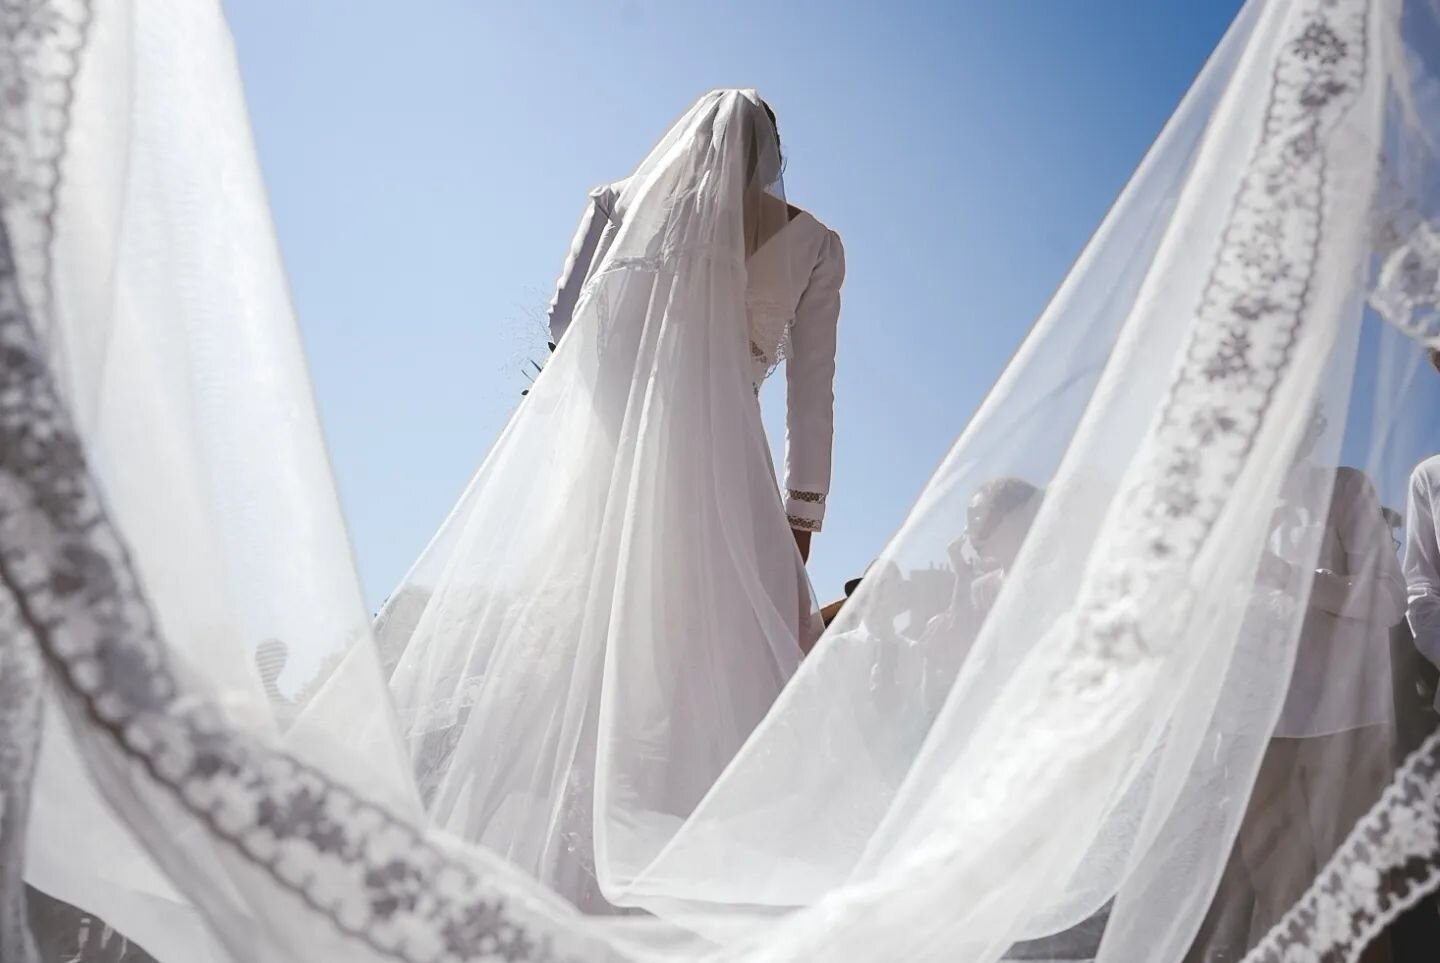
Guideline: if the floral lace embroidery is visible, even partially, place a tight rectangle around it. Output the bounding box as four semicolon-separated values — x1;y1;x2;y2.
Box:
1241;729;1440;963
0;4;1412;963
0;4;92;962
747;299;793;382
0;0;91;348
0;589;44;963
0;12;605;962
0;196;603;963
789;0;1380;942
1062;0;1369;681
786;490;826;505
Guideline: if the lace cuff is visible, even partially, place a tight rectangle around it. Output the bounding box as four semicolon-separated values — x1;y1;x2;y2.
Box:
786;490;826;533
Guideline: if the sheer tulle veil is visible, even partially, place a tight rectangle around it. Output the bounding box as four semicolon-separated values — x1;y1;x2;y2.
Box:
1;1;1438;962
372;87;814;912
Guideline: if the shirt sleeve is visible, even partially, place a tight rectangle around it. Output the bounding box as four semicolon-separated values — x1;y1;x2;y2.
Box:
1403;463;1440;666
545;185;621;345
1309;467;1406;627
783;231;845;533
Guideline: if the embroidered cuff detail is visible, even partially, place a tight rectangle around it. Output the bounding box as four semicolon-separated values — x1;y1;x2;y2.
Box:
785;490;827;533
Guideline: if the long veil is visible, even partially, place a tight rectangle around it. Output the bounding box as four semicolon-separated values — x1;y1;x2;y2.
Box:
370;87;812;913
3;1;1440;962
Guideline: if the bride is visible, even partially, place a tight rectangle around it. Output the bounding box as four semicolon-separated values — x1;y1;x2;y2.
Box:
543;97;845;562
377;89;846;910
13;2;1440;960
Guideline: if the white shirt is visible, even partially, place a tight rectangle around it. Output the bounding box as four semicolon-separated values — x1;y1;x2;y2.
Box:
545;183;845;531
1271;466;1405;736
1403;454;1440;710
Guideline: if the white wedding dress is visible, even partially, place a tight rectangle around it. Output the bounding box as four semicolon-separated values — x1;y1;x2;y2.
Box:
544;181;846;537
377;91;843;912
7;3;1440;962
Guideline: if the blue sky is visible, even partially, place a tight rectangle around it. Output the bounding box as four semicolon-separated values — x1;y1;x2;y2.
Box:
223;1;1250;605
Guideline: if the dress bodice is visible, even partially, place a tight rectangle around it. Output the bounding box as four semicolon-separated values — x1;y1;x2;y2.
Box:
546;185;844;533
744;210;836;385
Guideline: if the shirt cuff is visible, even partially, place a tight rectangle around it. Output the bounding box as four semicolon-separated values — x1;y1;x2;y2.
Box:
785;490;827;533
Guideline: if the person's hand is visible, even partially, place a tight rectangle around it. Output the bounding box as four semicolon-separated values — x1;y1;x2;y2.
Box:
792;528;812;563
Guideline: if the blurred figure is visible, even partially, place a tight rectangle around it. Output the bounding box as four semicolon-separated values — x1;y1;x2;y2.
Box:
1189;426;1405;960
253;638;296;729
964;477;1044;616
25;887;153;962
820;562;955;637
1391;348;1440;958
1401;349;1440;715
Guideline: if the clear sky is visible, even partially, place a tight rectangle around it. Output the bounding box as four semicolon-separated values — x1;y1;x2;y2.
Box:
222;1;1251;606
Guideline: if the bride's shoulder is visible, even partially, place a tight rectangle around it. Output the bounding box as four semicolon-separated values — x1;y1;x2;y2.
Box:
785;208;844;285
803;213;844;277
788;206;842;248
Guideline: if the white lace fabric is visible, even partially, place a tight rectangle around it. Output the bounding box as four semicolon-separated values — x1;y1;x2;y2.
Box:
1;1;1439;963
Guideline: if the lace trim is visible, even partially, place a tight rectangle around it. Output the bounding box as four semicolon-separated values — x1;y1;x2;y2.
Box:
1058;0;1369;684
1241;729;1440;963
0;5;93;963
788;514;821;533
0;3;1406;962
0;0;92;348
0;588;43;963
0;18;600;961
786;490;826;505
796;0;1379;938
748;303;794;383
752;325;793;385
0;224;598;963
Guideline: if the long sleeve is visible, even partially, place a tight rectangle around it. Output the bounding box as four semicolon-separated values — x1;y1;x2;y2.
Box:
1404;461;1440;666
545;183;623;345
1308;468;1406;626
783;231;845;533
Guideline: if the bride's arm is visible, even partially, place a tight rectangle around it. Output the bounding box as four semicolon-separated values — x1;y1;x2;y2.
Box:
545;183;622;346
784;231;846;558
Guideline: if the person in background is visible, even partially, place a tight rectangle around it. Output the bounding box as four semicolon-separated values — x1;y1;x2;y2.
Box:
1392;347;1440;958
253;638;296;729
1190;409;1405;961
1401;349;1440;713
818;474;1042;636
964;477;1044;617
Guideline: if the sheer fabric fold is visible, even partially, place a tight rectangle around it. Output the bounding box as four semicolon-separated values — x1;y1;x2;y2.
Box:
370;87;812;912
1;1;1438;962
